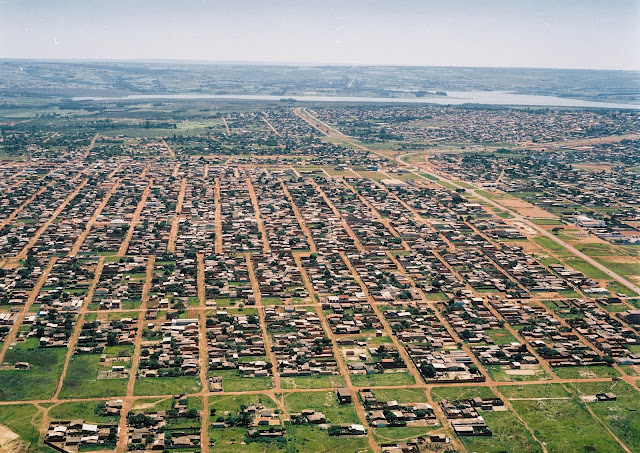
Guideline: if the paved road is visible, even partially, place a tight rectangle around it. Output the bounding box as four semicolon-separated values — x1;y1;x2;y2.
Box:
395;152;640;297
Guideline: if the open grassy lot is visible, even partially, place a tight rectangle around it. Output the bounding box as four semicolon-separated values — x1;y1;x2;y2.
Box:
568;381;640;452
131;396;174;411
484;364;551;382
287;424;371;453
533;236;566;253
59;354;128;398
280;374;346;390
561;256;611;280
209;393;277;414
484;328;518;345
594;258;640;278
431;385;497;402
0;403;50;452
372;388;429;404
498;383;570;399
432;385;542;452
134;376;201;396
350;371;415;387
530;218;564;226
552;365;619;380
210;370;273;392
0;338;66;401
461;408;542;453
574;242;622;257
606;281;638;297
502;384;625;453
209;394;287;452
284;391;360;424
49;400;120;424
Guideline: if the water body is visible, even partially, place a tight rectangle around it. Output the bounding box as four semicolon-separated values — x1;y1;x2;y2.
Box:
72;90;640;109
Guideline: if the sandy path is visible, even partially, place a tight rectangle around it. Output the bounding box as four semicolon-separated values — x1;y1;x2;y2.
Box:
261;112;280;135
117;180;152;256
53;257;105;398
167;178;187;253
15;177;88;261
246;177;270;254
69;179;121;257
116;255;154;453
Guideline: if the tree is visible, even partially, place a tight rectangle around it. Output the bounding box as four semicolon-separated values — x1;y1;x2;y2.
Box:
186;408;199;419
106;331;118;346
420;362;437;379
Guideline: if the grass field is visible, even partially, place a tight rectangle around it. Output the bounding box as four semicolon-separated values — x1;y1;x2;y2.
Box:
59;354;128;398
503;384;625;453
530;218;564;226
0;403;50;452
134;375;202;396
350;371;415;387
574;242;621;257
469;408;544;453
284;391;360;424
485;328;518;345
552;366;619;379
287;425;371;453
49;400;120;424
280;374;346;390
594;258;640;278
0;339;67;401
372;388;429;403
606;281;638;297
211;370;273;392
568;381;640;452
431;385;497;402
209;394;288;452
533;235;566;253
563;256;611;280
484;365;551;382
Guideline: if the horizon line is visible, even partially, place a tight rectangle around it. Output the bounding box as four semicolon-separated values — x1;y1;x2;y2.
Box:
1;57;638;72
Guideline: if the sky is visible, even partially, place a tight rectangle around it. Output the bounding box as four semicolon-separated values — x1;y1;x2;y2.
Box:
0;0;639;70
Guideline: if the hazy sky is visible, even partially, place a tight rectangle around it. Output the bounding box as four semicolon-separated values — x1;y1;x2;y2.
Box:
1;0;639;70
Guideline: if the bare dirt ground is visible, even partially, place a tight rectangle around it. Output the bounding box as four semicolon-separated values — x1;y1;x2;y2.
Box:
496;197;557;218
0;424;28;453
0;425;19;445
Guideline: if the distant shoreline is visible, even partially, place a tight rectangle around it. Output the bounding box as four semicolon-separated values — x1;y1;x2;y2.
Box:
72;91;640;110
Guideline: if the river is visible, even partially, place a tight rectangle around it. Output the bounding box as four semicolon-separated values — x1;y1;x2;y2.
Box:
72;90;640;109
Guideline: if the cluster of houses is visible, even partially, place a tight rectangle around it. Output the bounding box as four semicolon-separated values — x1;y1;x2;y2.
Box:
265;306;338;376
45;419;119;452
252;252;308;303
562;299;640;364
1;107;639;453
203;254;253;304
381;304;485;382
251;172;310;251
206;310;271;378
219;170;263;253
313;106;639;145
440;397;505;436
286;178;358;253
492;298;608;367
360;389;436;428
93;257;147;310
127;396;201;450
138;318;200;378
316;177;404;250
